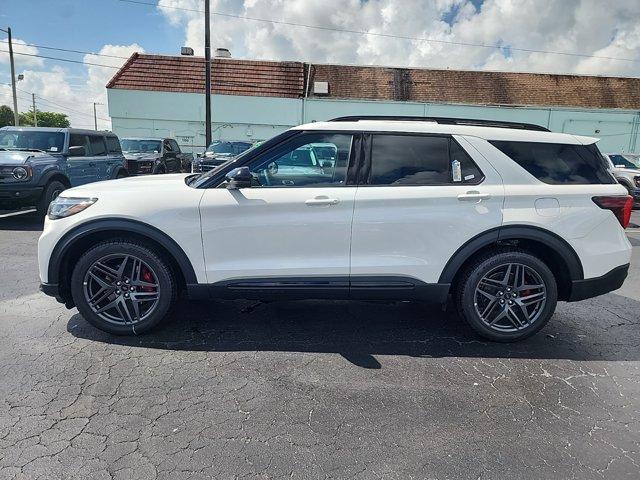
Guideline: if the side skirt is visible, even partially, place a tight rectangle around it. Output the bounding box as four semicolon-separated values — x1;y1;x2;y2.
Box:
186;276;451;303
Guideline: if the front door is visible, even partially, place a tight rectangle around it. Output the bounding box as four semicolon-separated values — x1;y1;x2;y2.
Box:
199;132;357;291
66;134;98;186
350;133;504;285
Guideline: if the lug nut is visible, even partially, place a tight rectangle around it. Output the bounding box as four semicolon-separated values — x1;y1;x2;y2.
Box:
124;293;130;298
116;290;121;295
125;279;130;284
498;291;503;296
508;300;513;305
499;299;505;304
116;281;122;286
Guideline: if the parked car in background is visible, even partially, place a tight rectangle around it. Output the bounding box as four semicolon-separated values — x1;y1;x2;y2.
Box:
0;127;126;215
121;138;191;175
191;140;253;172
603;153;640;205
40;117;632;342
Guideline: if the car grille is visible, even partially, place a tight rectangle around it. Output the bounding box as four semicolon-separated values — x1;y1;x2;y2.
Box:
126;159;153;175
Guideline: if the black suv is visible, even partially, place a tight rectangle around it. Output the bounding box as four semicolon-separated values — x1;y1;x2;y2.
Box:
121;138;191;175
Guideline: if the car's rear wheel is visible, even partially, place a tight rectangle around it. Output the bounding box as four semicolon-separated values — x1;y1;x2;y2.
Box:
456;249;557;342
36;180;65;217
70;239;176;335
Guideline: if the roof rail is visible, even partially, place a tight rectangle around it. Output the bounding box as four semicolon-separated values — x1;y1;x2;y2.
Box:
327;115;551;132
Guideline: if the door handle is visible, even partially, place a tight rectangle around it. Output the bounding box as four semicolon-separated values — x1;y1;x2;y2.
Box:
305;196;340;206
457;191;491;202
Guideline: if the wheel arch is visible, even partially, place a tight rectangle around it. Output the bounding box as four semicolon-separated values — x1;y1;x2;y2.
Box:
49;218;197;306
40;170;71;188
439;225;584;301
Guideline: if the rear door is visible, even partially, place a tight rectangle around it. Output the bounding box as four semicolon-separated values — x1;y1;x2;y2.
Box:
88;134;110;181
66;133;98;186
350;133;504;286
105;135;124;177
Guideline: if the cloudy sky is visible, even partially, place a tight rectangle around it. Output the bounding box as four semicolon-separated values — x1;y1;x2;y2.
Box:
1;0;639;129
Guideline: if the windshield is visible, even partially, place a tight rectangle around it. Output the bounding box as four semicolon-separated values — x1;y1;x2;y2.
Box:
206;141;252;155
0;129;65;153
121;139;162;153
609;154;640;170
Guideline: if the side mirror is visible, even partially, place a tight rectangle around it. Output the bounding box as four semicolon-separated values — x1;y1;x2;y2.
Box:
67;146;86;157
225;166;252;189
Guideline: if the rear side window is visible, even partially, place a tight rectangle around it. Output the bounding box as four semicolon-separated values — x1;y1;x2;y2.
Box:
368;135;483;186
106;136;122;154
89;136;107;156
490;141;616;185
170;139;180;152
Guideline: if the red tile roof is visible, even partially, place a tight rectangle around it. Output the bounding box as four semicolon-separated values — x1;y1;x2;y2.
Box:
106;53;304;98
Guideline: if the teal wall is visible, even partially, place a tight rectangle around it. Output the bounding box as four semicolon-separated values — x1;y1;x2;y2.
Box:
108;89;640;154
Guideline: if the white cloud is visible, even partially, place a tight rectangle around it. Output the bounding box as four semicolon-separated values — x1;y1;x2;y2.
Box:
158;0;640;76
0;37;43;68
0;44;143;130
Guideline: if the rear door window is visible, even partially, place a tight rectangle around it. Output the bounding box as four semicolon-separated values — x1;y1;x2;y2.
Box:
368;135;484;186
106;136;122;154
89;136;107;156
490;141;616;184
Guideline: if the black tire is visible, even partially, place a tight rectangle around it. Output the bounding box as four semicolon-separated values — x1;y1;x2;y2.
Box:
36;180;66;217
70;239;176;335
154;165;166;175
116;170;127;179
455;249;558;342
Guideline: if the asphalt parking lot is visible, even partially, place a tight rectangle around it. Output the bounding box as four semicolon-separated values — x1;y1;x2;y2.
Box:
0;211;639;480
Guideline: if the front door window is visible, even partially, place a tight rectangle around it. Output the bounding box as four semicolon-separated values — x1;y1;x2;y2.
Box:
248;133;353;188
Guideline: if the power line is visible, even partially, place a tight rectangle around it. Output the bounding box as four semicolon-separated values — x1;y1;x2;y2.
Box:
1;84;111;121
116;0;640;64
0;49;121;68
0;40;131;60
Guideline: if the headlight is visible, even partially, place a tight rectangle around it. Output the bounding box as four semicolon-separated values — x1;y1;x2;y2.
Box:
48;197;97;220
635;176;640;188
12;166;31;180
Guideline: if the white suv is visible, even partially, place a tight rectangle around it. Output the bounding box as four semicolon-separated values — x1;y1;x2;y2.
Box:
38;117;633;342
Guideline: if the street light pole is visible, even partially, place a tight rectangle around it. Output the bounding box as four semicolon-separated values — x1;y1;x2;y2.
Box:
93;102;104;130
1;27;19;126
204;0;212;147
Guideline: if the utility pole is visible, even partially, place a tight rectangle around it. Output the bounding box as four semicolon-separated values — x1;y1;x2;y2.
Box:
92;102;105;130
204;0;212;147
1;27;19;126
31;93;37;126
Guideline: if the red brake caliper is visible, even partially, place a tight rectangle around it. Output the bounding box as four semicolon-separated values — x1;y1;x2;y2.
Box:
140;266;155;292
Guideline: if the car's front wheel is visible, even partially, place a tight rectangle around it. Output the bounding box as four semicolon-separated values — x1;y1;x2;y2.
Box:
456;249;557;342
70;239;176;335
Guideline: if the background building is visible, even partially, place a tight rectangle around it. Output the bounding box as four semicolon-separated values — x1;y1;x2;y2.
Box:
107;53;640;154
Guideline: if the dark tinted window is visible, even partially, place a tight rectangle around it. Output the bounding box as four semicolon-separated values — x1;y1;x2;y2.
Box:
106;136;121;154
163;140;173;152
170;139;180;152
370;135;449;185
490;141;616;184
89;136;107;156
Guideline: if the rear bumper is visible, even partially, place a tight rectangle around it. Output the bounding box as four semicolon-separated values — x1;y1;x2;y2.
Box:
568;264;629;302
0;185;43;208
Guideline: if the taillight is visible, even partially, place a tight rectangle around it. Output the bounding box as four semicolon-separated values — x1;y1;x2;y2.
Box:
592;195;634;229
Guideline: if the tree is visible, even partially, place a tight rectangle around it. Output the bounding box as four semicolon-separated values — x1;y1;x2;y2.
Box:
19;110;70;128
0;105;14;127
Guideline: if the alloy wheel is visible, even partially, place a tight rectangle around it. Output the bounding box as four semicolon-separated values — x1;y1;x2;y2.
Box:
474;262;547;332
83;254;161;326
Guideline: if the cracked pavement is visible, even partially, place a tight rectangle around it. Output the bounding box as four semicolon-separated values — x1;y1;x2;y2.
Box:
0;211;639;479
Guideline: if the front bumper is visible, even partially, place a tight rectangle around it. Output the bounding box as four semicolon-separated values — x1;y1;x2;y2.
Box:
0;185;43;208
40;282;73;307
568;263;629;301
